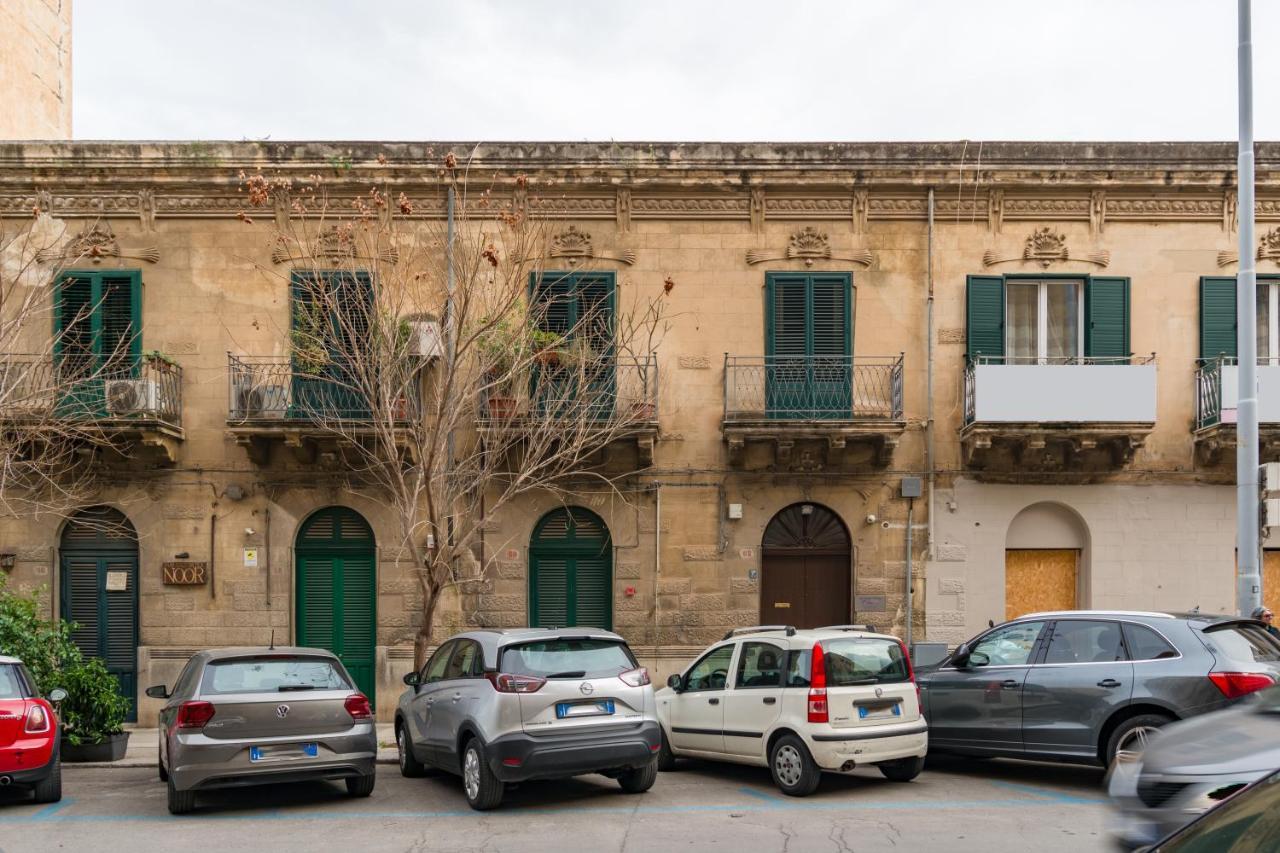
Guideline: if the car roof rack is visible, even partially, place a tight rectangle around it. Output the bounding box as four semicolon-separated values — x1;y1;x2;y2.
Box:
721;625;796;640
816;624;879;633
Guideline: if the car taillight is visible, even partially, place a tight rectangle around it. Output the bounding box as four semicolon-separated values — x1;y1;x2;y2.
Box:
344;693;374;721
175;700;216;730
619;667;650;687
899;640;921;707
1209;671;1276;699
24;702;50;734
486;672;547;693
808;642;828;723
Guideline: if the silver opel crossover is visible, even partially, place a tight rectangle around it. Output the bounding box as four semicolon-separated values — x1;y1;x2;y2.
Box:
394;628;660;810
147;647;378;814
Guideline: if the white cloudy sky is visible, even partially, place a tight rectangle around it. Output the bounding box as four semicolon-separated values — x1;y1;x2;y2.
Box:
73;0;1280;141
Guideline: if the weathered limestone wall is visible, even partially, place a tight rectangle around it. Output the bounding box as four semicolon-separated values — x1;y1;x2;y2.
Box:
0;0;71;140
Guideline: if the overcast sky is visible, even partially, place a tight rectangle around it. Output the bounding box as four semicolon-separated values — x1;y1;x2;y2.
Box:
73;1;1280;142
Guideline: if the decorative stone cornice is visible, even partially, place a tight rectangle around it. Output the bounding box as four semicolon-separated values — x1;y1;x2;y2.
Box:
745;226;872;267
983;227;1110;269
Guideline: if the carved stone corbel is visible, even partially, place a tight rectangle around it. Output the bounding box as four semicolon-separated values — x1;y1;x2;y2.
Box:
35;224;160;266
746;226;873;267
1090;190;1106;236
616;188;632;234
138;189;156;232
853;189;869;233
750;188;765;234
983;227;1109;269
988;189;1004;234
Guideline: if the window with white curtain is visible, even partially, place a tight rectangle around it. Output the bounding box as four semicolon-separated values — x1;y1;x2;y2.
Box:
1005;279;1083;363
1257;283;1278;362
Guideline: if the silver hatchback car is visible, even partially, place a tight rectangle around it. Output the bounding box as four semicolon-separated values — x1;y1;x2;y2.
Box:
395;628;660;810
147;647;378;814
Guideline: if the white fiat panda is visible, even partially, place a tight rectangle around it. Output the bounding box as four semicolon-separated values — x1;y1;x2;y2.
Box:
655;625;927;796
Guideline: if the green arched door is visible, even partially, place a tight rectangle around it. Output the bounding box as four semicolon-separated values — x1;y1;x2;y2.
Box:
295;507;376;701
529;507;612;630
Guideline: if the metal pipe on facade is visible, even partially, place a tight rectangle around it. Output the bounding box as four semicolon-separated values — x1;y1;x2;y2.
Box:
1237;0;1262;616
926;188;936;560
209;510;217;600
905;497;914;646
651;484;662;661
264;505;272;608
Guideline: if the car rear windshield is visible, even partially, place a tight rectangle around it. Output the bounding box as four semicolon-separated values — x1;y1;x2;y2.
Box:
0;664;25;699
821;638;911;686
500;639;637;679
199;657;351;695
1202;624;1280;665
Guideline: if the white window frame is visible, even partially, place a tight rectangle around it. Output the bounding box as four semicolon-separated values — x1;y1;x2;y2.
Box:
1005;278;1085;364
1260;281;1279;363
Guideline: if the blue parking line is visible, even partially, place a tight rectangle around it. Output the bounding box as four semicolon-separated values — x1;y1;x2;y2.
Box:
28;798;74;821
988;780;1107;805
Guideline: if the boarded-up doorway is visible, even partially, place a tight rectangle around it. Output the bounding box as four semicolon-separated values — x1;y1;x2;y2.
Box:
1005;549;1078;620
1264;551;1280;616
760;503;851;629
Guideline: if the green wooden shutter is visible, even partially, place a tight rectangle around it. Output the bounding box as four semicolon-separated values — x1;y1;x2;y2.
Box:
103;554;139;714
809;274;853;418
1085;276;1131;359
297;556;336;650
530;557;570;628
100;273;141;376
530;508;612;629
54;275;94;368
766;274;810;416
339;554;377;698
64;556;101;657
572;556;611;629
1200;276;1238;360
966;275;1005;361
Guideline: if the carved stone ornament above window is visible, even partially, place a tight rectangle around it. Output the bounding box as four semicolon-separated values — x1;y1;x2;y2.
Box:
541;225;635;266
745;226;873;267
271;225;399;265
35;224;160;266
982;227;1110;269
1217;226;1280;267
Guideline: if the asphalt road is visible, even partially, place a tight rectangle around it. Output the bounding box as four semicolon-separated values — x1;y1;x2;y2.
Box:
0;756;1112;853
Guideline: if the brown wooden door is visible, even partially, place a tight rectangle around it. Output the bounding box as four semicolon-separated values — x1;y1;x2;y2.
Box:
1005;549;1078;621
760;554;850;629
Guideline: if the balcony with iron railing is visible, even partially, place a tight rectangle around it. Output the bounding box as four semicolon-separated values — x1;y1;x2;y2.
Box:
1194;356;1280;465
962;354;1157;474
477;354;660;465
0;353;184;461
721;354;905;469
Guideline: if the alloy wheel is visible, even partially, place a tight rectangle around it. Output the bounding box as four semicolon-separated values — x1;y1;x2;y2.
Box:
1115;725;1159;762
397;728;407;770
464;747;481;801
774;744;803;787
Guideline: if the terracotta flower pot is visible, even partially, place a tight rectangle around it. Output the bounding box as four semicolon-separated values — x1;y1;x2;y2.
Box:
534;350;561;368
487;396;518;419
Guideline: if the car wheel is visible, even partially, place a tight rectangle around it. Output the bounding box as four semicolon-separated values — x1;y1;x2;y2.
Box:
461;739;504;811
769;734;821;797
1106;714;1173;765
345;773;376;798
166;773;196;815
617;757;658;794
31;754;62;804
397;723;428;778
878;756;925;782
657;728;677;772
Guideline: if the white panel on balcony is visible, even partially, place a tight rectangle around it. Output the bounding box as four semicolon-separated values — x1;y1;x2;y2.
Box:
972;364;1157;423
1218;365;1280;424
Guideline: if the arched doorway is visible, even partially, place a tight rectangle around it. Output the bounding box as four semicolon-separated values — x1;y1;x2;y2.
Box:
60;506;140;721
529;507;612;630
295;507;377;701
1005;502;1089;620
760;503;851;629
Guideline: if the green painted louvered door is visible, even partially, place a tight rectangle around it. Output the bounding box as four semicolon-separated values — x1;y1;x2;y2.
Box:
295;507;377;701
529;508;612;630
54;271;141;418
531;272;616;420
290;272;373;420
765;273;852;419
59;507;139;721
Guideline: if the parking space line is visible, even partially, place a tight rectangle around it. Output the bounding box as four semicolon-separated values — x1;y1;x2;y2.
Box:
988;780;1106;805
28;799;74;821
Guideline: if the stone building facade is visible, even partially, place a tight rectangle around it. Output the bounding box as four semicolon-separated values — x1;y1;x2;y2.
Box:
0;0;72;140
0;141;1278;720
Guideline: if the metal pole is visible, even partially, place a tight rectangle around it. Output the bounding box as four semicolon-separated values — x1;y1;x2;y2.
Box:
905;497;914;648
1237;0;1262;616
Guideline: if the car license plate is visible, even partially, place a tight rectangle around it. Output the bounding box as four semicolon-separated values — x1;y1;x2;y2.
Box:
250;742;318;762
555;700;615;719
858;703;901;720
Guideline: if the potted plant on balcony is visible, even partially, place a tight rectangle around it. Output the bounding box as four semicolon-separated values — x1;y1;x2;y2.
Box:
531;329;567;368
474;316;525;419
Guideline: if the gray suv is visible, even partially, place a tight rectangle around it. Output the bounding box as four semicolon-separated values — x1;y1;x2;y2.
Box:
917;611;1280;766
394;628;660;810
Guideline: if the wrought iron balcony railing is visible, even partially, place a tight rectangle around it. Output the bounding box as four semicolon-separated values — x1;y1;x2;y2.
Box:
1195;356;1280;430
722;354;904;422
227;354;423;424
479;354;659;426
0;354;182;430
964;354;1157;426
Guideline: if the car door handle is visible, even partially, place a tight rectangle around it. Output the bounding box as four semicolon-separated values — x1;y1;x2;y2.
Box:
452;692;462;703
1001;680;1019;690
763;697;777;705
708;697;720;705
424;698;434;706
1097;679;1122;688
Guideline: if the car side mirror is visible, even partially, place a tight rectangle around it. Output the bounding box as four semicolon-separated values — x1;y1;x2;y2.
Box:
950;643;971;668
967;651;991;668
403;671;421;687
48;688;67;703
666;673;683;692
145;685;169;700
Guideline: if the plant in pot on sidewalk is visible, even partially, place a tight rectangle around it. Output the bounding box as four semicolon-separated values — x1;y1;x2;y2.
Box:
0;575;131;761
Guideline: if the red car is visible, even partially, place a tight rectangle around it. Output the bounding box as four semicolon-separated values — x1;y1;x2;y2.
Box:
0;655;63;803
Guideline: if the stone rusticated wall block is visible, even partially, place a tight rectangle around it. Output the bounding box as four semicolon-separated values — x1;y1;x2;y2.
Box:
496;561;524;580
614;596;648;612
616;562;642;579
15;546;50;561
682;546;720;561
456;579;494;595
678;355;710;369
729;577;757;593
637;518;672;534
935;543;967;562
163;504;205;520
928;610;967;627
938;577;966;594
164;595;195;612
680;593;726;611
476;594;523;612
656;578;691;595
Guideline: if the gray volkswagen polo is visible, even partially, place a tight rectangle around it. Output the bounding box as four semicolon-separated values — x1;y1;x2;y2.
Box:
147;647;378;814
917;611;1280;766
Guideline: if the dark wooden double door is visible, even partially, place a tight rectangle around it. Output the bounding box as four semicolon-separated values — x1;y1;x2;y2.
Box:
760;554;850;629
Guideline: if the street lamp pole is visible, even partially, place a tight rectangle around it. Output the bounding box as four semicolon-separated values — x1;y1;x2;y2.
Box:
1237;0;1262;616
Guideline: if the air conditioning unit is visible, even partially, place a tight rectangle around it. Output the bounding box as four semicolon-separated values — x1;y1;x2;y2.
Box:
106;379;160;416
234;384;287;419
405;317;444;359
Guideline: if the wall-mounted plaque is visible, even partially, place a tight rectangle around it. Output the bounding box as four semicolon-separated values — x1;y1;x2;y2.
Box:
163;561;208;585
105;571;129;592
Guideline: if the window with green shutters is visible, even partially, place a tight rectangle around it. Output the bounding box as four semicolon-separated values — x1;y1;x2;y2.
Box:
54;271;142;416
966;274;1131;363
1200;276;1280;361
529;272;616;419
529;507;612;630
764;272;853;418
290;271;373;419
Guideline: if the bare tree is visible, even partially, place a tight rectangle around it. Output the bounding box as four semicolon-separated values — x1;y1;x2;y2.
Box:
240;157;669;667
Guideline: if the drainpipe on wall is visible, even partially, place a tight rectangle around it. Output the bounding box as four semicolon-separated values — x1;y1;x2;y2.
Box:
651;484;661;661
264;505;272;608
209;509;217;600
926;187;936;561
